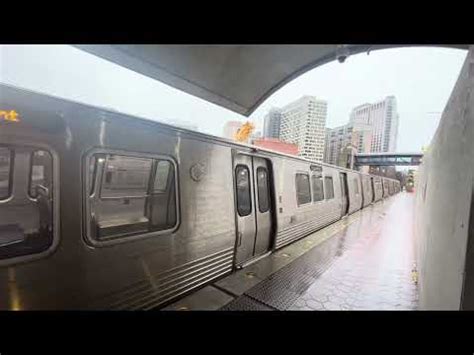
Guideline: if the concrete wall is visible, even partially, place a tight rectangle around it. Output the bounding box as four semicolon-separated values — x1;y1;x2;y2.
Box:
415;46;473;309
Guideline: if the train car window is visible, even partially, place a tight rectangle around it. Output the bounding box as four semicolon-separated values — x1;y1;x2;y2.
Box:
235;165;252;216
256;167;270;213
311;175;324;202
324;176;335;200
0;145;55;261
353;178;359;195
101;155;153;198
87;152;178;243
149;159;177;232
29;150;53;199
0;148;12;200
88;155;99;196
295;173;311;206
154;160;171;193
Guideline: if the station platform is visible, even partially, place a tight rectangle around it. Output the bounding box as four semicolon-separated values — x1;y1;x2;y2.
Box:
163;192;418;311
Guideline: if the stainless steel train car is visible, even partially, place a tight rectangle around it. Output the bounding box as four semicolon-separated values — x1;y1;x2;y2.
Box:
0;84;400;310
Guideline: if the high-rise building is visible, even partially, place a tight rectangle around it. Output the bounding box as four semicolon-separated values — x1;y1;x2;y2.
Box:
222;121;243;140
279;96;327;162
350;96;399;153
250;130;262;142
263;108;282;139
324;121;372;166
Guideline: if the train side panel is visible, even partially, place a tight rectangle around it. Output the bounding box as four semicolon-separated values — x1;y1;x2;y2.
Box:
272;159;342;249
0;86;237;309
361;174;373;207
373;176;383;201
346;171;363;214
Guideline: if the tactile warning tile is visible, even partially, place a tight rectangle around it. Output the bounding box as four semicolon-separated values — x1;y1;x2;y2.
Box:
238;233;345;310
220;295;275;311
245;276;305;310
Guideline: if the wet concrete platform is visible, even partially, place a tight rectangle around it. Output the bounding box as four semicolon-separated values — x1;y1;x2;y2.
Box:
163;192;418;311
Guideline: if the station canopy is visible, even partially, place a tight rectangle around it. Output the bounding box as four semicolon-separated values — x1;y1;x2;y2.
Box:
75;45;468;117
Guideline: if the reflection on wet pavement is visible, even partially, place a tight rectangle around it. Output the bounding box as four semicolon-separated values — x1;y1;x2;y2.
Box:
290;193;418;310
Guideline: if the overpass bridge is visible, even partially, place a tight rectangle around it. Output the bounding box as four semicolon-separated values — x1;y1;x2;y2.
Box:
354;152;423;167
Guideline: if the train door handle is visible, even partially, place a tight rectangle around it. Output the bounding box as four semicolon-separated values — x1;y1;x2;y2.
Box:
237;232;243;247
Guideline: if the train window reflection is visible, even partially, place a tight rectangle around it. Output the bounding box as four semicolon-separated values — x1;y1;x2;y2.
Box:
29;150;53;199
88;155;98;196
324;176;335;200
296;173;311;206
154;160;170;193
257;167;270;213
235;165;252;217
0;145;54;261
0;148;12;200
311;175;324;202
101;155;153;198
353;178;359;195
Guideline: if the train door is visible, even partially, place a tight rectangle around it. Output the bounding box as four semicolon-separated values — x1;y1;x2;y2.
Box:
360;176;366;207
339;172;349;216
371;177;375;203
366;176;373;204
253;157;273;256
233;154;273;267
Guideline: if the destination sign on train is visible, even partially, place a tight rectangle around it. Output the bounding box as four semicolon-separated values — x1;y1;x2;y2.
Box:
0;110;20;122
310;164;322;172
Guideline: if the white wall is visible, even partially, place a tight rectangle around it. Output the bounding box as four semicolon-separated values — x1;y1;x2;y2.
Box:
415;46;474;309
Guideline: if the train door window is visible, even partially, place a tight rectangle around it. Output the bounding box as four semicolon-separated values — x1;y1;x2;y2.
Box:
235;165;252;216
0;145;55;262
0;147;12;199
324;176;335;200
295;173;311;206
256;167;270;213
311;174;324;202
29;150;53;198
353;178;359;195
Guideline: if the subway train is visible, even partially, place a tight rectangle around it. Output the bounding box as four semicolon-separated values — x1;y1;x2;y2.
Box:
0;83;400;310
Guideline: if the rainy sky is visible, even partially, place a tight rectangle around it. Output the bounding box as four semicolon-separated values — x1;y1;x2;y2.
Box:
0;45;467;152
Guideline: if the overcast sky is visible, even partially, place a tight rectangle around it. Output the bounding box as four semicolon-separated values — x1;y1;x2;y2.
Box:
0;45;467;152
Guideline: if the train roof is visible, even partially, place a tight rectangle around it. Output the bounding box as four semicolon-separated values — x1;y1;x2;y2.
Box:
0;83;400;182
